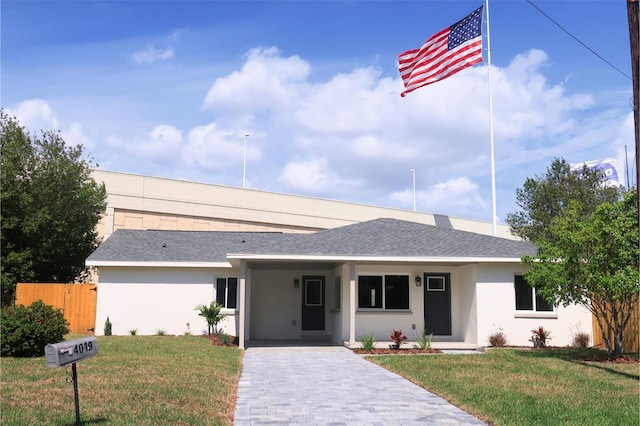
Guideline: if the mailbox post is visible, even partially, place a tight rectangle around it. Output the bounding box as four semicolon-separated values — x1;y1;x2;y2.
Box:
45;337;98;425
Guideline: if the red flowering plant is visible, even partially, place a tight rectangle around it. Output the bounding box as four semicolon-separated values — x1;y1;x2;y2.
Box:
531;326;552;348
389;329;407;350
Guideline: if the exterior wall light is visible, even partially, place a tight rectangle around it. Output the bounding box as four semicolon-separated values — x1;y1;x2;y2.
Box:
294;279;300;288
415;276;422;286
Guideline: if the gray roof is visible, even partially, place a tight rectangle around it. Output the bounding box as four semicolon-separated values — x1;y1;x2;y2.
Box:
87;218;536;263
243;218;537;258
87;230;297;263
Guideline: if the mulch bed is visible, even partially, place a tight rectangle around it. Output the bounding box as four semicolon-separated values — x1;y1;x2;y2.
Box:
486;346;639;364
578;354;639;364
201;334;239;347
353;347;442;355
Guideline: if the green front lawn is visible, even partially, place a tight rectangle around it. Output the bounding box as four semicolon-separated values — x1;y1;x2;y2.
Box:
368;348;639;425
1;336;242;426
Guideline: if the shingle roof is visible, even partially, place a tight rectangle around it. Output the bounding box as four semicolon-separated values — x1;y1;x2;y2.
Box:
233;218;536;258
86;230;297;263
87;218;536;263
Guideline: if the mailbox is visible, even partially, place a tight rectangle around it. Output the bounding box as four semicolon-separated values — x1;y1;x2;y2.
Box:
45;336;98;368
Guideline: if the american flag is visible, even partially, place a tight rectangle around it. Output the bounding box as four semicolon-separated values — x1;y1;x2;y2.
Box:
399;6;484;97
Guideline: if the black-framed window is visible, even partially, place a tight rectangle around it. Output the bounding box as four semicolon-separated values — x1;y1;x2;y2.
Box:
216;277;238;309
514;275;553;312
358;275;409;310
358;276;382;309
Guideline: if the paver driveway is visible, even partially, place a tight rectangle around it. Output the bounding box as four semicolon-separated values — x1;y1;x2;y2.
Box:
234;346;486;425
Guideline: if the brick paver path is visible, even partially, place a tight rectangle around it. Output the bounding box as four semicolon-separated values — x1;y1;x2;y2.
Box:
234;346;486;425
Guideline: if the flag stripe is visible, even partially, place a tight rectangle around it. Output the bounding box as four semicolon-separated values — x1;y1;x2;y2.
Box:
399;5;483;97
401;40;482;94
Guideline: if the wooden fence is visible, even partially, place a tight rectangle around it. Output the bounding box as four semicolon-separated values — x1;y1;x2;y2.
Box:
591;301;639;354
15;283;97;335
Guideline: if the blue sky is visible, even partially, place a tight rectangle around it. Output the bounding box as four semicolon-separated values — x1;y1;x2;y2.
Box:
2;1;635;223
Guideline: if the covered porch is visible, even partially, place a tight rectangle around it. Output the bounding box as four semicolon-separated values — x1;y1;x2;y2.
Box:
233;258;482;350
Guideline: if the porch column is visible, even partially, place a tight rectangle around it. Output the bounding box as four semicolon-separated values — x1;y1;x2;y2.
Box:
349;262;356;347
239;261;247;350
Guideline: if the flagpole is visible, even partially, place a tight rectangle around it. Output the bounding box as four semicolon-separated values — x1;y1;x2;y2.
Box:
485;0;498;236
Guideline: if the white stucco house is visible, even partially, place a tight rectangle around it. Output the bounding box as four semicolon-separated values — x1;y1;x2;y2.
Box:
86;217;592;349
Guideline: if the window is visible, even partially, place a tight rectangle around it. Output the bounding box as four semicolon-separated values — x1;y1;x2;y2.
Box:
216;277;238;309
358;275;409;310
514;275;552;312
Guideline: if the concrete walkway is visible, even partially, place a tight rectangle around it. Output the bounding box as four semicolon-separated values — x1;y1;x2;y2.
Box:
234;346;486;425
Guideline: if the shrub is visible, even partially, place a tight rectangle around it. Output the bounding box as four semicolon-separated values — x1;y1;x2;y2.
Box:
488;329;507;347
129;329;137;336
358;333;376;352
104;316;112;336
156;330;166;336
572;332;590;349
389;329;407;350
531;326;552;348
195;301;227;335
220;333;231;345
415;323;433;350
0;300;69;357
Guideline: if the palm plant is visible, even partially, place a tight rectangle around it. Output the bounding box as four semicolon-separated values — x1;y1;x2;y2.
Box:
194;301;227;335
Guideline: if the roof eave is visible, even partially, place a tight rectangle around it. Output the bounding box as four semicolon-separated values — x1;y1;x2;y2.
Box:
85;260;232;268
225;254;525;263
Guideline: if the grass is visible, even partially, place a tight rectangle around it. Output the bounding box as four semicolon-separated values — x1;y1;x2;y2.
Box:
368;348;639;426
1;335;242;425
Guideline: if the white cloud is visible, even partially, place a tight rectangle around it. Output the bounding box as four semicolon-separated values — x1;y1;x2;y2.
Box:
8;99;59;132
62;123;94;151
12;45;630;221
277;158;361;194
130;45;175;64
202;47;311;113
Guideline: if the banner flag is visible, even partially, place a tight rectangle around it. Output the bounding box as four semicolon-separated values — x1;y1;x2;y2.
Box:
570;153;626;188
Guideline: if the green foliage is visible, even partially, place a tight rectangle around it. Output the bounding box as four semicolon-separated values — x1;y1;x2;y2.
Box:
0;300;69;357
0;111;107;306
129;329;137;336
104;316;112;336
358;333;376;352
156;330;166;336
506;158;620;242
194;301;227;335
524;189;639;358
219;333;231;345
415;324;433;350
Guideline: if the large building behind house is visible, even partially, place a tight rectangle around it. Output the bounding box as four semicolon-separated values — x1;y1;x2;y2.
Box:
92;169;514;240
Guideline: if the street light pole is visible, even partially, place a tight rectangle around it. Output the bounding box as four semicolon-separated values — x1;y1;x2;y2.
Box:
409;169;416;212
243;133;249;189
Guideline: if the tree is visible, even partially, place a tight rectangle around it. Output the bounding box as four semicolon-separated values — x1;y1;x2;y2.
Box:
195;301;227;335
523;190;639;359
506;158;620;242
1;112;107;306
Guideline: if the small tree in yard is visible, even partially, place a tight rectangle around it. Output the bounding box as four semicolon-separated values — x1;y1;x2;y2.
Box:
523;189;639;359
195;301;227;335
1;112;107;306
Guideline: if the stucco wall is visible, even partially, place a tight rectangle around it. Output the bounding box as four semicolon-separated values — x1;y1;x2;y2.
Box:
95;267;240;337
475;264;592;347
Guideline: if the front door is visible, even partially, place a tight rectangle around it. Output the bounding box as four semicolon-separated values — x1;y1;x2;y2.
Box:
301;276;325;331
424;273;451;335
